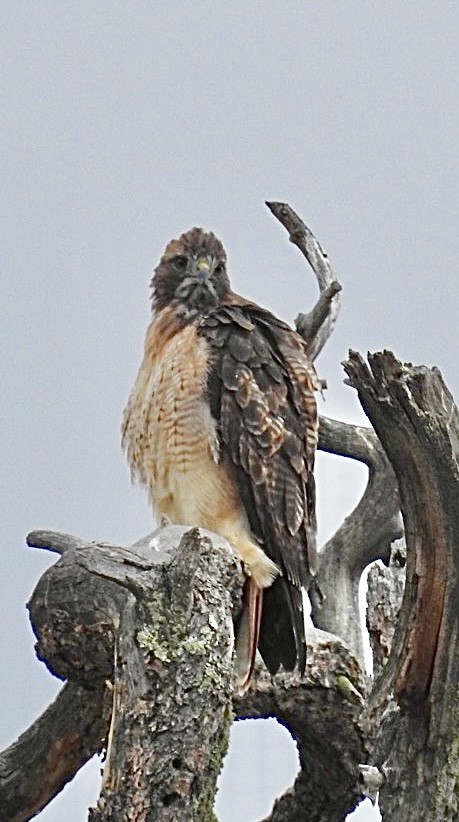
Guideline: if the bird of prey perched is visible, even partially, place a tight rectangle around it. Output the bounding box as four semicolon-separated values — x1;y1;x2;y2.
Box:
122;227;320;686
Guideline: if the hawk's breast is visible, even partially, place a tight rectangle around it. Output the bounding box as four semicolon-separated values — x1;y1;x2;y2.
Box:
122;304;289;589
122;311;232;526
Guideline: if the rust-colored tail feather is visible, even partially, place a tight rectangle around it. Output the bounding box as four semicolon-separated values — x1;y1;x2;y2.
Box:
235;580;263;690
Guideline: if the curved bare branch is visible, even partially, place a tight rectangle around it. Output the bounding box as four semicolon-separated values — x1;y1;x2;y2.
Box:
236;631;366;822
27;530;88;555
0;682;108;822
265;201;342;359
313;415;402;666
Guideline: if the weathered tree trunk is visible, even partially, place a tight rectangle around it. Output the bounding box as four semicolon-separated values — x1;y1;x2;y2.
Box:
345;352;459;821
31;527;241;821
0;524;367;822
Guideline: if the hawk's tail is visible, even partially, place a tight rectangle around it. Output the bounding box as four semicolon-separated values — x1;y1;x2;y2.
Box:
234;576;306;688
258;576;306;677
234;579;263;690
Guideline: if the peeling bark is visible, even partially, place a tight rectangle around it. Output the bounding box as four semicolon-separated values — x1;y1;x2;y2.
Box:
366;539;405;677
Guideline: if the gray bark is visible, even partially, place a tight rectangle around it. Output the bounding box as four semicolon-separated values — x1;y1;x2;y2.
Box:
0;682;109;822
0;524;367;822
313;416;402;667
266;200;342;360
345;351;459;820
36;527;240;822
366;539;405;678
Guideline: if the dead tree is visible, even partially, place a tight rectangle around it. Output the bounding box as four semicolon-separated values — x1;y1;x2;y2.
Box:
1;203;458;821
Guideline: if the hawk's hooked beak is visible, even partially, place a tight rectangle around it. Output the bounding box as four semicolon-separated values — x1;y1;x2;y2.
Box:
194;257;213;283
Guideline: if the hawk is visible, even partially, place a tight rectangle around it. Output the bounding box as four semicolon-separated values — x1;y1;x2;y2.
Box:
122;227;320;686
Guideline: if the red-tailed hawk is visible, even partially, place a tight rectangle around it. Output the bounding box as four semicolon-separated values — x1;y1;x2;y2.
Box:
122;227;319;686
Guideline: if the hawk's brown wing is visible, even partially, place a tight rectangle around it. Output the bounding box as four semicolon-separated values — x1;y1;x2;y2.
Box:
199;300;318;675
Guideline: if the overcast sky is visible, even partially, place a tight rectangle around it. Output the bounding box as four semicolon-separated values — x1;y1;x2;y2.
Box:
2;3;459;820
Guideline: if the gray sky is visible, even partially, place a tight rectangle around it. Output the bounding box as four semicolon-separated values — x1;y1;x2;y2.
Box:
2;2;458;820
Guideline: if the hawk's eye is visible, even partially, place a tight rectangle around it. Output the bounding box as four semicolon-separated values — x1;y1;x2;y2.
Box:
173;255;188;270
214;262;225;275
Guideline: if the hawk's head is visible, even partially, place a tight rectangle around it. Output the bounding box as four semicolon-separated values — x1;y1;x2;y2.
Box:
151;227;230;315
